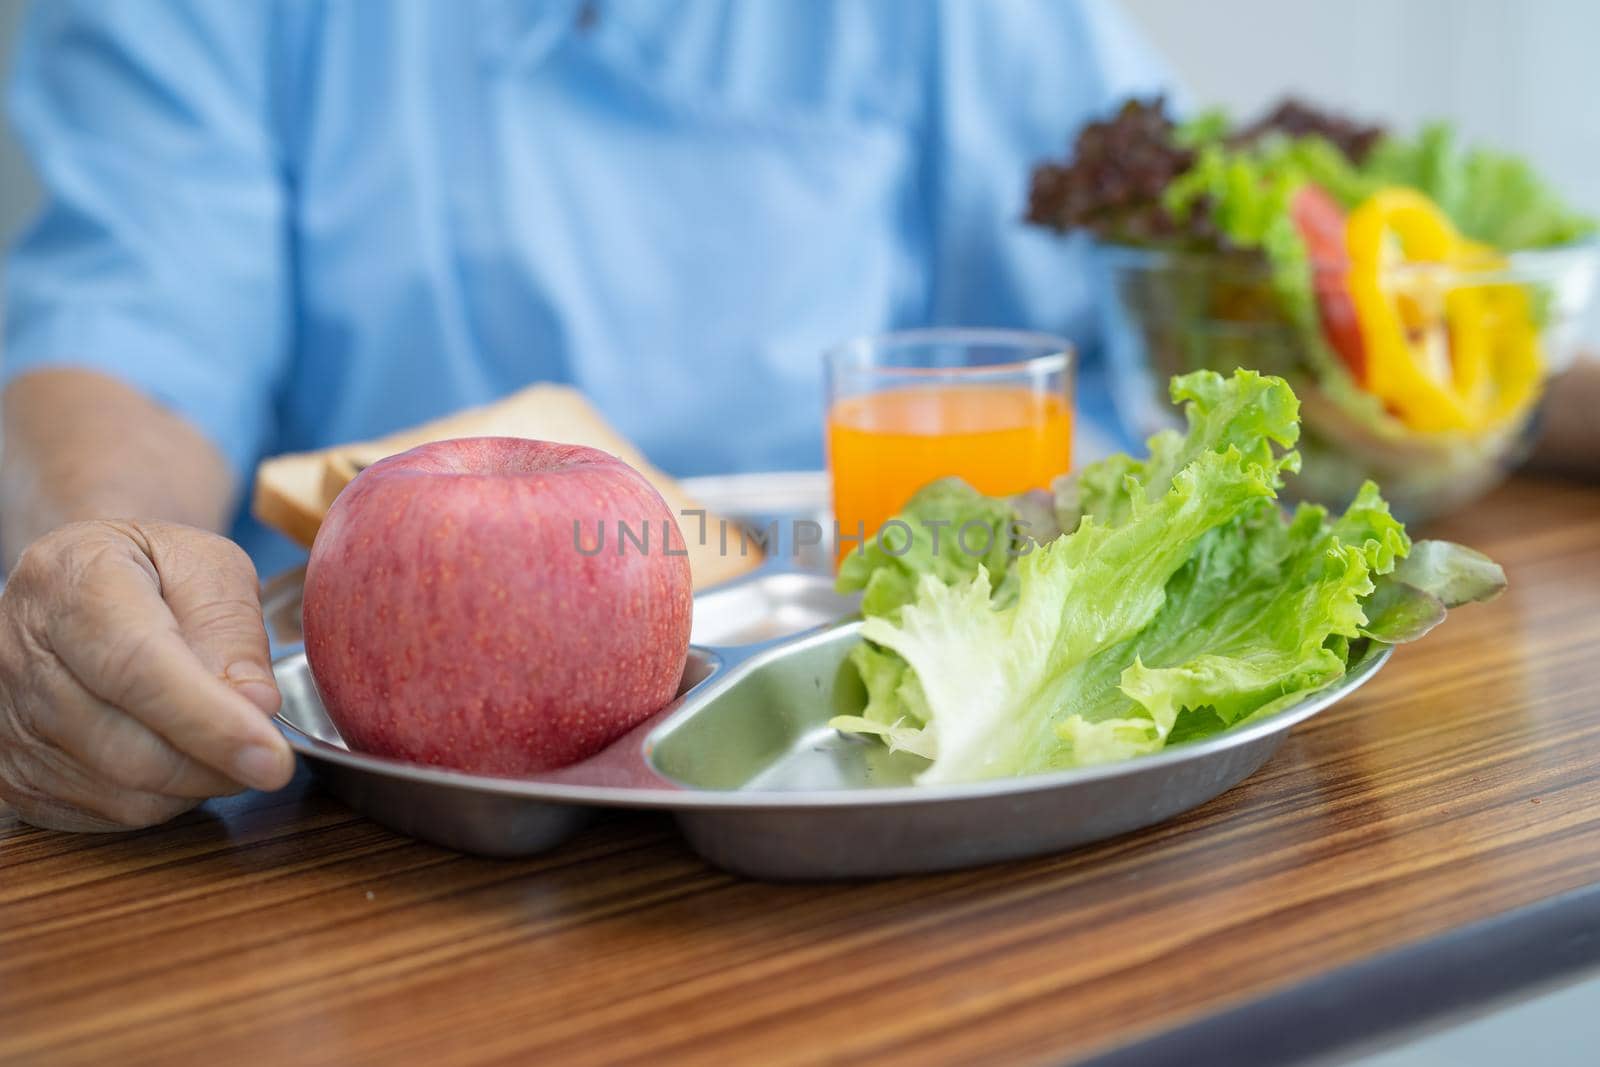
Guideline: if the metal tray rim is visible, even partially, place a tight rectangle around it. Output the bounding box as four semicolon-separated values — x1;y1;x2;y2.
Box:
275;634;1391;811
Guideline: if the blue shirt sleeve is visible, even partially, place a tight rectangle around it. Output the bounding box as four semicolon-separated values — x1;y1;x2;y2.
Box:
3;0;292;483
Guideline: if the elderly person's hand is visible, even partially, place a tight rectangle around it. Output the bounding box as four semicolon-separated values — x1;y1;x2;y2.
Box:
0;519;294;831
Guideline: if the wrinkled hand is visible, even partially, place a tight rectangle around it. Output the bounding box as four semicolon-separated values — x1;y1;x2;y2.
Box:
0;520;294;831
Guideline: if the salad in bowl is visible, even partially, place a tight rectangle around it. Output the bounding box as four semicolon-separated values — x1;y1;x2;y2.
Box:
1028;98;1599;521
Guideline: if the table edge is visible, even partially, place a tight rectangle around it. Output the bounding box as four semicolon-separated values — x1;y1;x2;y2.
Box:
1082;879;1600;1067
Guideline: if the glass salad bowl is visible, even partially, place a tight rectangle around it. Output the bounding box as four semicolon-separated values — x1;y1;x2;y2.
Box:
1099;240;1600;523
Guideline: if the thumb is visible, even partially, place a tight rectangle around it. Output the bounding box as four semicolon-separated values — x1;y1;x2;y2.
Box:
140;522;281;715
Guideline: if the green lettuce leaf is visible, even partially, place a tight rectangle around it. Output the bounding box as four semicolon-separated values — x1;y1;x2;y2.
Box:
841;640;936;758
1107;481;1406;738
832;370;1502;784
1363;123;1597;250
833;478;1024;741
832;371;1305;780
1360;538;1508;643
1390;538;1507;607
838;370;1304;765
835;477;1019;620
835;371;1300;782
1056;368;1300;531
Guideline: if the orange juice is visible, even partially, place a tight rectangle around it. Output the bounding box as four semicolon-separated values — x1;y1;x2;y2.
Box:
827;385;1072;556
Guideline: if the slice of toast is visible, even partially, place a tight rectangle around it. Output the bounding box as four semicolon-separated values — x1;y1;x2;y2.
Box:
252;385;762;590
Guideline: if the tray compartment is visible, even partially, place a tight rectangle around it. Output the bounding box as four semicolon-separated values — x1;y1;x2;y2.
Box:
648;623;927;791
648;633;1389;878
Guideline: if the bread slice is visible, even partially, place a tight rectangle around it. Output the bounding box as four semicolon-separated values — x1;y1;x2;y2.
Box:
252;385;763;590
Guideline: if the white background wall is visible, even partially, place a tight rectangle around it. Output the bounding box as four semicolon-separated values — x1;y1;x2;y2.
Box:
1121;0;1600;219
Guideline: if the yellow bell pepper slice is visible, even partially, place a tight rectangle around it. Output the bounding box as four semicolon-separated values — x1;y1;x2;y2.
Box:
1476;279;1543;425
1345;189;1480;432
1444;240;1497;411
1344;189;1544;434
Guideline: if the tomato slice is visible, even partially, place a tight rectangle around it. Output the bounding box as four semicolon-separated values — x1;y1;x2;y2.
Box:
1291;183;1368;384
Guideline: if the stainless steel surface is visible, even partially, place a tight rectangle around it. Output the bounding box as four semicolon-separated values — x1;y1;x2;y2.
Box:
273;583;1392;877
261;564;308;655
650;627;1390;878
679;470;835;578
680;471;830;521
690;571;858;646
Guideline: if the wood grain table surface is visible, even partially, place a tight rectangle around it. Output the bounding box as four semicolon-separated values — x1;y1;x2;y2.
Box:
4;475;1600;1067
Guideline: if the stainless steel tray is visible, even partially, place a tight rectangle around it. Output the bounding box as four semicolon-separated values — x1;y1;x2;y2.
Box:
270;574;1391;879
269;470;1392;879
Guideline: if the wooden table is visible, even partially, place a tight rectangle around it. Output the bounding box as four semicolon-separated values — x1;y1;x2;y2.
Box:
5;476;1600;1067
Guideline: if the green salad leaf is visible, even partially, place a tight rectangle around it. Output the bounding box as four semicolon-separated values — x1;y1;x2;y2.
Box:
836;478;1019;620
833;478;1020;745
1360;539;1508;643
1056;367;1301;530
839;445;1285;782
1390;539;1507;607
1164;118;1594;254
1364;123;1596;250
831;370;1503;784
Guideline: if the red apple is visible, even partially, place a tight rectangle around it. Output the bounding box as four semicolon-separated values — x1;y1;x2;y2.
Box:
302;437;692;776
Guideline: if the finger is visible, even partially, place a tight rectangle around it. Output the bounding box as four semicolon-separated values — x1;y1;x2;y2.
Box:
22;665;245;798
141;524;281;715
0;741;196;832
47;547;295;792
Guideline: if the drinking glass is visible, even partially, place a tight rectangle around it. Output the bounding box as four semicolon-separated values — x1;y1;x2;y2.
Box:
824;328;1075;559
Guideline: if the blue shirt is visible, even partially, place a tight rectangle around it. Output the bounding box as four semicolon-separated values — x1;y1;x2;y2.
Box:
4;0;1170;576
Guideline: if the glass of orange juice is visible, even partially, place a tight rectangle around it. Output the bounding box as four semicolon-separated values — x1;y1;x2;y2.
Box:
825;328;1074;561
